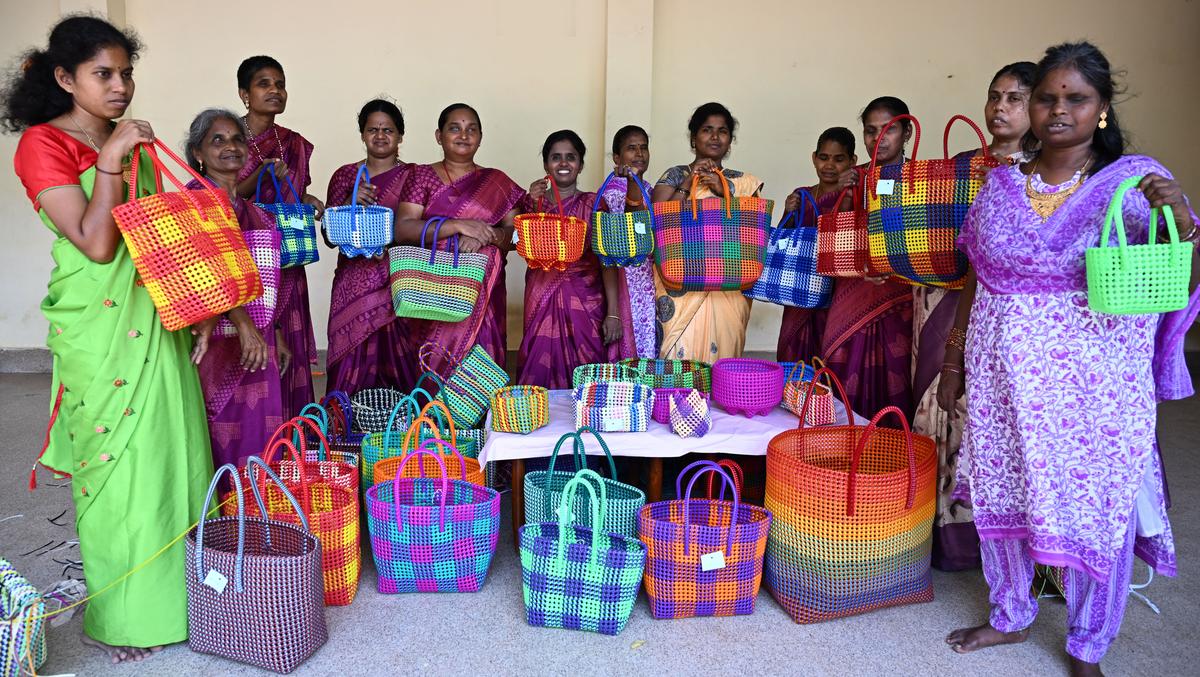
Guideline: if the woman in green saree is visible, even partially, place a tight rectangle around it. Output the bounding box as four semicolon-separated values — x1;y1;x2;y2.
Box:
5;17;213;663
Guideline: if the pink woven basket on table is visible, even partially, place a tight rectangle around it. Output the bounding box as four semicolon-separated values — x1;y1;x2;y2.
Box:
711;358;784;418
652;388;706;424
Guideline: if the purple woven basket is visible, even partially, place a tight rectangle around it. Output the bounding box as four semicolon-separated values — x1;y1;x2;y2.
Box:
711;358;784;418
652;388;706;424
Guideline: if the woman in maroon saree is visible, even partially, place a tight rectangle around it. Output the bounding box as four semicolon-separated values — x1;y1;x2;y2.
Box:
325;100;415;393
393;103;524;374
184;109;287;468
516;130;626;388
234;55;321;416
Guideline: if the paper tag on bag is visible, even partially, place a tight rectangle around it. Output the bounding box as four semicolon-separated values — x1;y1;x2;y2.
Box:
203;569;228;594
633;221;647;235
700;550;726;572
876;179;895;195
511;230;520;245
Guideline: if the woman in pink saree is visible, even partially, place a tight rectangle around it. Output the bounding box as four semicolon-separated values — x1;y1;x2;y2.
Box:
393;103;524;374
324;100;415;392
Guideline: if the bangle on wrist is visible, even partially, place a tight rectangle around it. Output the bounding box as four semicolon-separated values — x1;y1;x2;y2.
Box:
605;315;620;321
95;165;123;176
940;363;964;375
946;326;968;352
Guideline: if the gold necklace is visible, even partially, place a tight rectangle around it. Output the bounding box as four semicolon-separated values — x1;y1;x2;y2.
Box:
1024;155;1092;220
243;115;283;163
69;113;102;152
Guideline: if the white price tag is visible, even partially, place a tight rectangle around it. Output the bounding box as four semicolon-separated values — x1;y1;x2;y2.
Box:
700;550;726;572
203;569;228;594
876;179;895;196
511;230;520;245
633;221;647;235
603;417;624;430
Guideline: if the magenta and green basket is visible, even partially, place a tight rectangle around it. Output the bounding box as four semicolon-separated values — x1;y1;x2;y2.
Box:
365;447;501;593
571;362;642;388
712;358;784;418
619;358;712;393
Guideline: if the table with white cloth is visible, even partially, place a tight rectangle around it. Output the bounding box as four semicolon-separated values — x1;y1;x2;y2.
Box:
480;389;866;545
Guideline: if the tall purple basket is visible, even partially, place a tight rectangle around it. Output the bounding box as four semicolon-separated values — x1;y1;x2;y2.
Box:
711;359;783;417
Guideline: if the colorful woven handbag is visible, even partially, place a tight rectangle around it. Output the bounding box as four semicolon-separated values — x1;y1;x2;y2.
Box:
815;182;871;277
359;397;421;486
764;381;936;623
779;360;816;384
323;163;395;258
214;228;279;338
865;114;994;288
491;385;550;434
652;170;773;291
1086;175;1192;314
712;358;784;418
669;389;712;438
350;387;409;433
422;342;510;429
619;358;712;392
1;559;45;676
411;379;490;461
520;469;647;635
111;139;263;331
652;387;706;424
572;381;653;432
257;415;359;494
744;191;833;308
781;358;835;426
572;362;641;388
389;217;487;322
254;163;319;268
639;460;772;619
592;172;656;266
524;428;646;538
364;447;501;593
514;177;587;271
187;462;326;673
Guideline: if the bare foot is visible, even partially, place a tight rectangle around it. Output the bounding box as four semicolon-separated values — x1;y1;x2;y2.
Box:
946;623;1030;654
1069;656;1103;677
81;634;163;664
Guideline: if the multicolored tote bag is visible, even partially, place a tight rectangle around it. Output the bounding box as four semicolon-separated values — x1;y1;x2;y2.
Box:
213;228;279;338
592;172;656;266
712;358;784;418
514;176;587;271
187;462;326;673
491;385;550;434
359;395;421;486
669;389;712;438
744;190;832;308
865;114;994;288
764;384;937;623
652;170;772;291
781;358;835;426
815;182;871;277
1;559;45;676
111;139;262;331
323;163;394;258
639;461;772;619
619;358;712;393
422;342;509;429
520;469;647;635
524;428;646;539
1086;175;1192;314
364;447;501;593
374;435;485;489
254;162;319;268
389;217;488;322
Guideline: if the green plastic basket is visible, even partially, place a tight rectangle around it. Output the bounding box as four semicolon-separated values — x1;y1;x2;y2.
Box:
619;358;713;393
1086;176;1192;315
571;363;642;388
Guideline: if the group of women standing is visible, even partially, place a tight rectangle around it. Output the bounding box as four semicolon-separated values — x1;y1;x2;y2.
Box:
6;14;1199;676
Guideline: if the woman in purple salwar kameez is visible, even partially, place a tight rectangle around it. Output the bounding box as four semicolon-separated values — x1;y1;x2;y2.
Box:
940;43;1199;675
235;56;321;417
325;100;415;393
185;109;287;468
516;130;627;388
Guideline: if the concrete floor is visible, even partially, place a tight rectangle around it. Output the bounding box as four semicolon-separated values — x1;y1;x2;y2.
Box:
1;370;1197;676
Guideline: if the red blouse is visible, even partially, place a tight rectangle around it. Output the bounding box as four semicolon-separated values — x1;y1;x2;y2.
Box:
13;124;99;212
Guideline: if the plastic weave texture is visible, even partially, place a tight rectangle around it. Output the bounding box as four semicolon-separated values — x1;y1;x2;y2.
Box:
187;463;326;673
572;381;653;432
571;363;642;388
781;361;835;426
712;358;784;418
815;184;870;277
591;171;656;266
524;429;646;539
324;164;394;258
254;164;319;268
491;385;550;434
373;438;486;488
619;358;712;393
1;559;45;676
520;470;647;635
778;361;817;383
214;228;280;338
389;218;487;322
652;387;705;424
514;181;587;271
669;389;712;438
422;342;509;429
111;140;263;331
350;388;409;433
745;199;833;308
362;406;480;486
364;449;501;593
638;461;772;619
1085;175;1192;314
764;396;937;624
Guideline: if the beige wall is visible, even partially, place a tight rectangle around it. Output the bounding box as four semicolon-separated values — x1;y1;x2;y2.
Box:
3;0;1198;352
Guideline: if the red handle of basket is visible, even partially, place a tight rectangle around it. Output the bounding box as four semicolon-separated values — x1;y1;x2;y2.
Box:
867;114;922;199
284;414;334;463
846;405;918;517
795;366;850;429
680;462;740;557
942;114;991;162
392;447;451;532
704;459;743;500
674;458;730;500
534;174;569;216
257;437;313;515
687;169;734;220
325;397;349;437
129;139;234;222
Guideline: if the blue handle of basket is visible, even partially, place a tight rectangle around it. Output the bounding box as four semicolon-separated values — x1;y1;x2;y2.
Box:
418;216;440;248
773;189;821;244
554;469;607;565
413;370;444;396
321;390;355;436
674;459;731;503
408;386;436;409
253;162;303;205
392;446;451;532
349;164;371;227
1100;175;1179;268
194;463;245;590
380;394;420;452
297;402;330;433
592;171;653;212
680;462;740;557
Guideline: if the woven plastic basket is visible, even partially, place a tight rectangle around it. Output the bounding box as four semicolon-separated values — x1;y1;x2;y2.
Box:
350;387;409;433
254;163;319;268
652;387;706;424
213;228;279;338
712;358;784;418
359;396;421;486
422;342;510;429
572;362;642;388
514;178;587;271
778;361;817;384
1085;175;1192;314
1;559;45;676
324;164;395;258
389;217;487;322
491;385;550;434
572;381;653;432
591;172;656;267
781;359;835;426
669;389;712;438
374;437;486;488
619;358;712;393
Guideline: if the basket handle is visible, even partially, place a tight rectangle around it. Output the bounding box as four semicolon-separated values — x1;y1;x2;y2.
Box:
847;406;918;516
380;394;420;452
412;438;469;481
1100;175;1179;266
129;140;233;222
194;463;246;591
321;391;353;437
418;216;442;248
265;415;333;466
867;114;922;199
413;370;445;397
784;360;810;383
255;437;313;515
402;414;445;455
679;462;740;557
554;469;607;565
796;366;850;429
244;452;311;558
688;169;733;220
542;432;588;492
776;189;821;237
592;171;653;211
419;400;458;441
704;459;744;500
573;425;618;478
675;459;732;502
392;446;451;532
534;174;568;216
349;164;371;226
942;114;991;162
419;341;461;380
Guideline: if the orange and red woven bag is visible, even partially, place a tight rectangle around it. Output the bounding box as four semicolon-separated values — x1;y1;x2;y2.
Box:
513;176;587;271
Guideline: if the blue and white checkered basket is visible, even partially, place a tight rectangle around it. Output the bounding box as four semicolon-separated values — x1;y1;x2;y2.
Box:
744;189;832;308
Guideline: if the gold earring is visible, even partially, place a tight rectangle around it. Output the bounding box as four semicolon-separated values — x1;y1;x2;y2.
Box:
1098;111;1108;130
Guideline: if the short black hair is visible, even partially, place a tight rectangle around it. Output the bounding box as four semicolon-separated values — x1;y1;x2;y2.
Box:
437;103;480;132
541;129;585;164
860;96;911;133
688;102;737;141
611;124;648;155
991;61;1037;90
237;55;283;90
357;98;404;135
816;127;856;156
